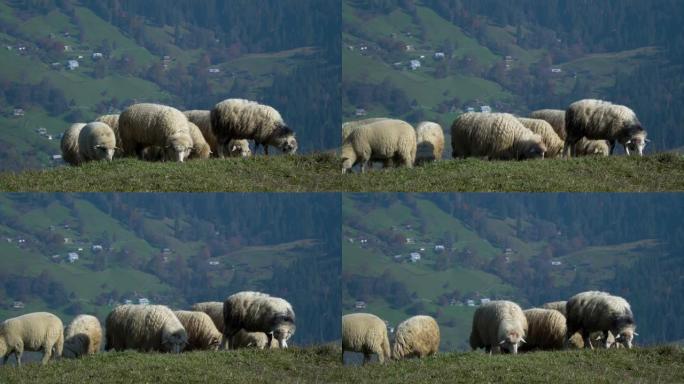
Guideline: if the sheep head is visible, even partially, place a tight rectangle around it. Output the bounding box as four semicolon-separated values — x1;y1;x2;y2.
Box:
165;133;193;162
272;126;297;155
498;331;525;354
520;137;547;160
228;139;251;157
161;329;188;353
272;315;296;349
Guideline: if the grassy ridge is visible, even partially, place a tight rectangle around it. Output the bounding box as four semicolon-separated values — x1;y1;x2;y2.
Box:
1;346;682;383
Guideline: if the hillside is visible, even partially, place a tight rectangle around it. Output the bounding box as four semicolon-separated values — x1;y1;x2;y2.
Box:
0;0;340;171
2;347;683;384
342;0;684;151
342;194;684;349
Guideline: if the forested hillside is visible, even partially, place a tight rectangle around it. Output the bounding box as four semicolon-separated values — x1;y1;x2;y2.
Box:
342;193;684;350
0;193;341;345
343;0;684;151
0;0;340;171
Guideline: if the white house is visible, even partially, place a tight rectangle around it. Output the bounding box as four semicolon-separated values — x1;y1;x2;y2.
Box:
52;154;63;161
393;254;403;260
409;60;421;70
138;298;150;305
480;105;492;113
405;238;415;244
124;299;133;305
355;108;367;116
208;68;220;73
466;107;475;113
551;68;562;73
410;252;421;262
67;60;79;70
208;260;220;266
13;108;24;116
92;52;103;59
419;247;425;252
67;252;79;263
480;298;491;305
92;245;103;252
355;301;367;309
12;301;25;309
466;299;476;307
551;260;562;266
434;245;446;252
434;52;445;59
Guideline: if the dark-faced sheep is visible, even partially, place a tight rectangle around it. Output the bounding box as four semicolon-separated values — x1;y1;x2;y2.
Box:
63;314;102;358
222;291;295;349
565;291;637;349
415;121;445;164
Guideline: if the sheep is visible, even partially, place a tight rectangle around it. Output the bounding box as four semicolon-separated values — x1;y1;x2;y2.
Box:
564;99;648;157
0;312;64;366
341;118;416;174
60;123;87;165
173;311;222;351
191;302;224;333
469;300;528;354
414;121;445;164
95;114;121;141
541;301;567;315
530;109;611;156
222;291;295;349
210;99;297;156
227;139;252;157
105;304;187;353
230;329;279;349
119;103;193;162
517;117;564;158
573;137;610;157
342;118;387;142
63;315;102;358
391;315;440;359
520;309;566;351
451;113;547;160
77;122;117;163
540;301;615;349
565;291;637;349
342;313;391;364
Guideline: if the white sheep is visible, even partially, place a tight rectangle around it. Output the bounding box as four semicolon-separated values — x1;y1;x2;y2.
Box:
105;304;188;353
564;99;648;157
231;329;279;349
565;291;637;349
95;114;121;144
222;291;295;349
0;312;64;366
451;112;547;160
60;123;87;165
173;311;222;351
119;103;193;162
190;302;224;333
530;109;611;156
391;315;440;359
77;122;117;163
63;314;102;358
342;118;387;142
520;308;566;351
414;121;445;164
227;139;252;157
342;313;391;364
210;99;297;156
517;117;564;158
341;118;416;173
469;300;528;354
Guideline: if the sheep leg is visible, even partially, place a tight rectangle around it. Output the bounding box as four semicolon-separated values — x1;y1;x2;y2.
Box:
266;333;274;349
263;143;269;156
603;331;611;349
362;353;371;365
582;331;594;350
609;140;616;155
41;345;52;365
624;144;631;156
15;350;22;367
2;354;8;365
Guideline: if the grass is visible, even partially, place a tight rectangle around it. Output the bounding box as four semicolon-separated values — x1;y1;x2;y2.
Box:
1;346;682;383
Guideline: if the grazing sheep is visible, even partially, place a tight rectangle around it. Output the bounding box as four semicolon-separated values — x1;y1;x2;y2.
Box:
540;301;610;349
342;118;387;142
564;99;648;157
342;313;391;364
415;121;445;164
119;103;193;162
95;114;121;142
63;315;102;358
0;312;64;366
451;113;547;160
223;291;295;349
391;315;440;359
77;122;117;163
227;139;252;157
173;311;222;351
469;300;528;354
187;121;211;159
520;309;566;351
565;291;637;349
231;329;279;349
341;118;416;173
60;123;87;165
191;302;224;333
541;301;567;316
105;304;187;353
210;99;297;156
517;118;564;158
530;109;610;156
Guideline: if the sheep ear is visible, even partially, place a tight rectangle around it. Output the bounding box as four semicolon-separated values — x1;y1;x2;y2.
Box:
626;139;632;144
520;338;526;344
231;145;238;151
499;340;506;345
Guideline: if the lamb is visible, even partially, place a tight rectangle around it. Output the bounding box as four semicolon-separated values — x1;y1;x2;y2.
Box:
0;312;64;366
222;291;295;349
77;122;117;163
60;123;87;165
391;315;440;359
210;99;297;156
414;121;445;164
469;300;528;354
227;139;252;157
230;329;279;349
119;103;193;162
520;309;566;351
530;109;611;156
63;314;102;358
341;118;416;173
564;99;648;156
565;291;637;349
105;304;187;353
173;311;222;351
451;112;547;160
342;313;391;364
517;118;564;158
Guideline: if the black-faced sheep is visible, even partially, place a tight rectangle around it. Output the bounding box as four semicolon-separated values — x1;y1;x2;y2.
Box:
105;304;187;353
451;113;547;160
222;291;295;349
0;312;64;366
564;99;648;157
415;121;445;164
341;118;416;173
342;313;391;364
520;308;566;351
469;300;528;354
210;99;297;156
391;315;440;359
173;311;222;351
530;109;610;156
63;314;102;358
565;291;637;349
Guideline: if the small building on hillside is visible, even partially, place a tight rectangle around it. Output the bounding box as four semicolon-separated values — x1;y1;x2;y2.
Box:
410;252;421;262
138;298;150;305
434;245;446;252
67;60;79;70
355;301;367;310
409;60;421;70
434;52;445;59
67;252;79;263
480;105;492;113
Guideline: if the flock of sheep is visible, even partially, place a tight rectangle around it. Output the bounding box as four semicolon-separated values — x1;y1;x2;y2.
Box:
0;291;295;366
342;290;637;363
341;98;649;173
60;98;298;166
